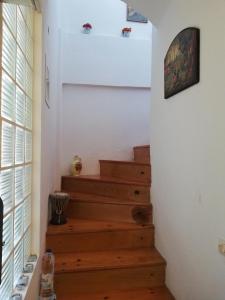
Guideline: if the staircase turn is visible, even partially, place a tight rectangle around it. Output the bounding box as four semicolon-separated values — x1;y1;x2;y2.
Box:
46;145;174;299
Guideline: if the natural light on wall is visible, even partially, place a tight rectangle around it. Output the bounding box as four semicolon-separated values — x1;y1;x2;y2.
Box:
0;3;33;298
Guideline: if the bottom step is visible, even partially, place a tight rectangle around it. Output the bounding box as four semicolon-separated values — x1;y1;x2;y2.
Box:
57;287;174;300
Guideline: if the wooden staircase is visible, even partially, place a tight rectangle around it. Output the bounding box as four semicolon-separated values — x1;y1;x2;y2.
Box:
46;145;174;299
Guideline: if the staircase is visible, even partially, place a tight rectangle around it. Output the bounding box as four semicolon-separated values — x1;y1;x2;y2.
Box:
46;145;174;299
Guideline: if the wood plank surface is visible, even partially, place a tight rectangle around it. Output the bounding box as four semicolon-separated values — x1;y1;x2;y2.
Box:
100;160;151;183
55;248;165;273
57;287;174;300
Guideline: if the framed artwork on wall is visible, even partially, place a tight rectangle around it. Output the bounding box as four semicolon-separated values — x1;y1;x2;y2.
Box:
127;6;148;23
164;27;200;99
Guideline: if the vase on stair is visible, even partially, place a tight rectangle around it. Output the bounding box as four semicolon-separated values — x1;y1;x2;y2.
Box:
71;155;82;176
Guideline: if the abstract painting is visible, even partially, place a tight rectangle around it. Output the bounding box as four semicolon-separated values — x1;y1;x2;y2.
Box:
164;27;200;99
127;6;148;23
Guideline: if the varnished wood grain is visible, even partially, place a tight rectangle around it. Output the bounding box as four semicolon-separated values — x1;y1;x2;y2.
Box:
67;197;152;224
62;176;150;203
47;219;154;253
48;145;173;299
55;264;165;295
100;160;151;183
55;248;165;273
133;145;150;163
56;287;174;300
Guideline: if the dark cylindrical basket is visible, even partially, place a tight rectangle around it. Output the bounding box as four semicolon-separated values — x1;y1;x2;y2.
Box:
49;192;70;225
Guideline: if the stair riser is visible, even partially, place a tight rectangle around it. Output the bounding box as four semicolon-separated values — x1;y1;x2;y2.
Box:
47;228;154;253
67;201;152;224
100;161;151;183
55;265;165;295
62;178;150;203
133;147;150;164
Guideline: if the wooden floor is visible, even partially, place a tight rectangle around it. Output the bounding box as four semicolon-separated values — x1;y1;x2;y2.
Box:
46;145;174;299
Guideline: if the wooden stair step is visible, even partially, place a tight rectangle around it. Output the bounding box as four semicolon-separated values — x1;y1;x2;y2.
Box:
68;192;150;205
55;248;165;273
133;145;150;164
67;192;152;224
47;219;154;253
58;287;174;300
54;248;166;295
100;160;151;183
62;176;150;203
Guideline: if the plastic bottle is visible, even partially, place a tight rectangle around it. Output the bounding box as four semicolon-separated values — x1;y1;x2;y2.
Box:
39;249;55;300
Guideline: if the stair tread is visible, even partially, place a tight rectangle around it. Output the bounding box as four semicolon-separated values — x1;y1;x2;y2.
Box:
62;175;150;187
68;192;151;206
59;287;174;300
55;248;165;274
47;218;154;235
99;159;150;166
133;145;150;149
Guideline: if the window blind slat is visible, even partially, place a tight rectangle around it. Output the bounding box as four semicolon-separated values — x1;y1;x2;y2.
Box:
15;127;25;165
26;97;32;129
25;130;32;163
0;255;13;299
0;169;14;214
17;8;26;53
24;165;32;197
26;63;33;97
16;47;26;90
1;121;14;167
2;213;13;263
24;227;31;264
24;196;31;232
14;204;23;246
15;167;24;205
2;22;16;78
14;240;24;285
1;72;15;121
3;3;16;36
16;87;25;126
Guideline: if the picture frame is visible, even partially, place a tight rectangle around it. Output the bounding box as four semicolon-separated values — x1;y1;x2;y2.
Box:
164;27;200;99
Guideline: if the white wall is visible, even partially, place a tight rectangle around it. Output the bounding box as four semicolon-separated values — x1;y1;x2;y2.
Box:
58;0;152;175
125;0;225;299
61;85;151;175
40;0;61;248
61;33;151;88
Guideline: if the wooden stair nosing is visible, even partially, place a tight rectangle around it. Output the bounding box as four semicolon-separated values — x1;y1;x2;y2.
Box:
62;175;150;187
99;159;150;167
55;264;165;295
56;287;174;300
47;218;154;236
55;248;166;274
133;145;150;150
68;192;151;206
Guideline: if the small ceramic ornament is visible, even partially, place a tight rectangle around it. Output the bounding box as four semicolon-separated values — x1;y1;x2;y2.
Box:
122;27;132;37
71;155;82;176
83;23;92;34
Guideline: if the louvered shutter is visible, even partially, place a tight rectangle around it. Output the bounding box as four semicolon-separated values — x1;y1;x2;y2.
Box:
0;3;33;296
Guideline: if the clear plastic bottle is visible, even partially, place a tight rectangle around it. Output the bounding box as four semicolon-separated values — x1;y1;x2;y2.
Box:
40;249;55;300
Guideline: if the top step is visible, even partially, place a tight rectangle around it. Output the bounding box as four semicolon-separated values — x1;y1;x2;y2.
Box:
133;145;150;164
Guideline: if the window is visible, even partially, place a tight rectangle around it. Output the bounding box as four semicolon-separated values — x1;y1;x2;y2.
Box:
0;3;33;298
